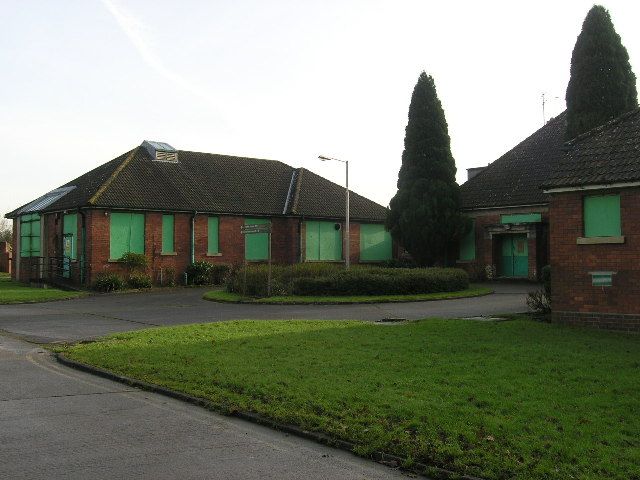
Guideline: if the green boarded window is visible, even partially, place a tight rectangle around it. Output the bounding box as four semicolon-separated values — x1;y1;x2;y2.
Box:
20;213;41;257
459;223;476;261
208;217;219;254
584;195;621;237
162;214;174;253
305;221;342;261
110;212;145;260
501;213;542;224
62;213;78;260
360;224;392;261
245;218;269;261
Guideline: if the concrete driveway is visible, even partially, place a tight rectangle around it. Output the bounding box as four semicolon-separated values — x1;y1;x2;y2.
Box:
0;282;532;343
0;334;410;480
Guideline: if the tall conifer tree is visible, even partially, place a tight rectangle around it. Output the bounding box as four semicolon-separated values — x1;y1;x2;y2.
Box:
387;72;467;266
566;5;637;138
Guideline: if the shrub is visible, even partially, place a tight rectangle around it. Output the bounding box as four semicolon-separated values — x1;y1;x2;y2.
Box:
163;267;176;287
127;273;152;289
119;252;148;272
93;273;125;292
186;261;230;285
226;264;469;297
226;263;345;296
292;268;469;296
527;265;551;314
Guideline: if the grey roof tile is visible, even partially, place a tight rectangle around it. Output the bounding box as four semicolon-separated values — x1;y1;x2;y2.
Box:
460;112;567;209
544;108;640;189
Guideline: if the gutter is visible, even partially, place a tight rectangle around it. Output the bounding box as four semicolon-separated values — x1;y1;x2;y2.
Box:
543;181;640;194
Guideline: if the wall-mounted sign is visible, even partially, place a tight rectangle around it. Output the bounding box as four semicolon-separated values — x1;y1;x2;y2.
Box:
590;271;615;287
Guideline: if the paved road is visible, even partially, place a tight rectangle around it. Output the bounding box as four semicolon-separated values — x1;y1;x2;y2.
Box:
0;284;531;479
0;282;531;343
1;334;410;480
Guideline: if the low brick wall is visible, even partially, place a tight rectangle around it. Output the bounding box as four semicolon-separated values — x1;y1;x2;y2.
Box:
552;311;640;333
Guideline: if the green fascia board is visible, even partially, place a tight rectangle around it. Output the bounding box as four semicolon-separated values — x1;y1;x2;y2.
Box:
584;194;621;238
20;213;41;257
318;221;342;261
162;214;174;253
110;212;145;259
305;220;342;261
208;216;219;254
305;221;320;261
245;218;269;260
501;213;542;224
458;223;476;261
360;224;392;261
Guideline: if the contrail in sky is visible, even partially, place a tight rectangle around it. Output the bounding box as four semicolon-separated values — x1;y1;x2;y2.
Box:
100;0;217;106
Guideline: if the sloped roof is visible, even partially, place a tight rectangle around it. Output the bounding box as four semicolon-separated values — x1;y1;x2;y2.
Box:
6;146;387;222
544;108;640;189
460;112;567;209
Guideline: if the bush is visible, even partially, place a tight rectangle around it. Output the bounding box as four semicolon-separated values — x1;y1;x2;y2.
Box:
226;264;469;297
186;261;231;285
93;273;125;292
163;267;176;287
127;273;152;289
119;252;148;272
293;268;469;296
226;263;344;297
527;265;551;314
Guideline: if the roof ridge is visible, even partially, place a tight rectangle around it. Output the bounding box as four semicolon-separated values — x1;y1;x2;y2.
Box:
177;150;292;167
291;168;304;214
565;107;640;147
88;148;138;205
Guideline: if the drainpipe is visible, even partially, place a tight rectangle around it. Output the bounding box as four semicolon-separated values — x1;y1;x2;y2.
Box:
15;218;20;280
190;212;196;264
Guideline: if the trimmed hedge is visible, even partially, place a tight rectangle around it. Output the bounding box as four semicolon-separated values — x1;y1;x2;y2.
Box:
293;268;468;296
226;264;468;297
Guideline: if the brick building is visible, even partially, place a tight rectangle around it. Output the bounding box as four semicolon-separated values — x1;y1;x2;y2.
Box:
6;141;394;286
543;108;640;332
457;113;567;280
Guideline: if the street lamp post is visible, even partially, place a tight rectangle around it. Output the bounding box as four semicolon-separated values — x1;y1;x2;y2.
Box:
318;155;350;269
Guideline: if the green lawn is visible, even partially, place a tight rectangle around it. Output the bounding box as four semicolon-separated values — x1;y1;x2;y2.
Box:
0;272;85;304
59;319;640;480
203;285;492;304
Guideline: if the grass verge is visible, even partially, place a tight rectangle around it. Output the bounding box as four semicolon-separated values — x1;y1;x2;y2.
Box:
0;272;85;304
58;318;640;479
203;285;492;304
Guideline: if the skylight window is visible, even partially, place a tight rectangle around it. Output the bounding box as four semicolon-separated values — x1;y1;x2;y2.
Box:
17;186;76;215
141;140;178;163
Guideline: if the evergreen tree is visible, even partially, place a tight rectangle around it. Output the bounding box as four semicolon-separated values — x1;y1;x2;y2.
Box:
566;5;637;138
387;72;468;266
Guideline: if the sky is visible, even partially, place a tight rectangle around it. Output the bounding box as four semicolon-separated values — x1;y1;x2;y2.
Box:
2;0;640;219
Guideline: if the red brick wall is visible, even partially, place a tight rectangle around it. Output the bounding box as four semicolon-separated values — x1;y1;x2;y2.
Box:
549;188;640;331
14;210;390;285
0;241;11;274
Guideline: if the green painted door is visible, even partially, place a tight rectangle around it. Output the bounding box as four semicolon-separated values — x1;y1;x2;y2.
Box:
500;234;528;277
62;213;77;279
245;218;270;261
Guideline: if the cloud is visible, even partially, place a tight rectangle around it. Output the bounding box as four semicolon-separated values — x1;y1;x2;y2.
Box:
100;0;218;106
